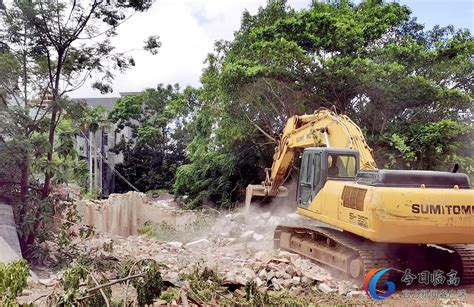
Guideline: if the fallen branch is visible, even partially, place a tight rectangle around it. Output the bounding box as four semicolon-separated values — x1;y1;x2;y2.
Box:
85;272;146;294
123;258;158;307
88;271;111;307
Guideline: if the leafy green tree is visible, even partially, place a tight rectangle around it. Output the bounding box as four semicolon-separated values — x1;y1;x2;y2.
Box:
109;85;198;193
0;0;159;255
381;120;474;174
83;106;109;191
1;0;160;198
175;0;473;208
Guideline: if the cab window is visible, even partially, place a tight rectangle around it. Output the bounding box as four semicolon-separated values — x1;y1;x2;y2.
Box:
298;152;323;208
328;155;357;178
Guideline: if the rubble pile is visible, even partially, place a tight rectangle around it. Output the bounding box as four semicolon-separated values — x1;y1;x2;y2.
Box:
20;199;474;306
66;207;364;298
69;232;363;298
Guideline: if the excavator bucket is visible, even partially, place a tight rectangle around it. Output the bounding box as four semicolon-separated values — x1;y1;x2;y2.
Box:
244;184;288;212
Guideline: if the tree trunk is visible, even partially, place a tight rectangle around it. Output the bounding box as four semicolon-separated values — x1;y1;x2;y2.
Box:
42;107;58;199
16;157;32;256
19;158;29;208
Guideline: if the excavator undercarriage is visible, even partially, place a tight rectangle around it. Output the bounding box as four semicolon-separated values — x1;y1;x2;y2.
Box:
274;225;474;284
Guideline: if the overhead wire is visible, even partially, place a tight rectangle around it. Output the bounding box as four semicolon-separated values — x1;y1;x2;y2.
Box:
80;130;140;192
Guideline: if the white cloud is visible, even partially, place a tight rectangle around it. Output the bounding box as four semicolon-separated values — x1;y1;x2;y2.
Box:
69;0;311;98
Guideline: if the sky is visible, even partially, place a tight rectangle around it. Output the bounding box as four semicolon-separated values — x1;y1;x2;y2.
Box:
69;0;474;98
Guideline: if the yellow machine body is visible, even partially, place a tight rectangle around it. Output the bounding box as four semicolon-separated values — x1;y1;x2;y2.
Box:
298;180;474;244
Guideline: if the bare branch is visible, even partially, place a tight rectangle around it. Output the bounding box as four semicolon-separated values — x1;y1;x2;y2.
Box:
84;272;146;295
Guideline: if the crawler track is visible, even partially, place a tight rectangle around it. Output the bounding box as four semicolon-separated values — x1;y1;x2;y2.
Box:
448;244;474;284
274;225;474;284
274;225;395;280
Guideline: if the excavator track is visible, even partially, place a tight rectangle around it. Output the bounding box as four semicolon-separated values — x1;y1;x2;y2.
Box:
448;244;474;284
275;225;474;285
274;225;396;281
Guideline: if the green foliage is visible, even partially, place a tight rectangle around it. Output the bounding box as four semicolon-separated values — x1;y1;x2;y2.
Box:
61;263;87;306
86;278;112;307
175;0;473;207
30;198;95;267
179;264;222;302
159;288;180;302
49;258;163;306
381;120;474;174
0;259;29;307
0;0;158;255
131;261;163;307
145;188;169;196
138;212;214;243
84;106;109;133
174;152;236;208
110;85;198;193
83;189;101;201
137;221;159;238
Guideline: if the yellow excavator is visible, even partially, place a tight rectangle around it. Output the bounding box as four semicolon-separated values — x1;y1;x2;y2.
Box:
245;109;474;282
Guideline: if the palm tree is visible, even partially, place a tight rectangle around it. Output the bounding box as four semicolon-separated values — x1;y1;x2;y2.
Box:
84;105;109;193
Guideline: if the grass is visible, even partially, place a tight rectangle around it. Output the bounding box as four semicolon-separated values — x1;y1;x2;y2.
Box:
137;212;215;243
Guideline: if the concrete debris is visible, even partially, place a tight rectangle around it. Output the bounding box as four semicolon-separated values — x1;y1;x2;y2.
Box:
234;289;246;298
255;277;265;287
304;271;331;282
346;290;365;298
184;238;209;248
318;282;336;293
255;251;272;263
219;231;231;237
167;241;184;249
286;213;300;220
20;289;32;297
38;275;60;287
266;270;276;281
338;282;350;295
285;265;296;276
301;276;313;284
242;267;255;280
268;216;281;226
240;230;255;241
235;276;248;286
276;270;291;279
258;269;268;280
292;276;301;285
224;272;237;283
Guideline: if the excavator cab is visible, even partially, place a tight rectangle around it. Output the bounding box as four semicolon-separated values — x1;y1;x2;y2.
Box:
297;148;359;208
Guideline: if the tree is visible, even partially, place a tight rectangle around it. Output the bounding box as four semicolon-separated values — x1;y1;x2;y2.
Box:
175;0;473;208
109;85;198;193
83;105;109;192
0;0;159;255
1;0;160;198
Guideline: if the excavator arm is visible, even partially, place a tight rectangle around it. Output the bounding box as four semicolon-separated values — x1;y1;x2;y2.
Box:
245;109;377;209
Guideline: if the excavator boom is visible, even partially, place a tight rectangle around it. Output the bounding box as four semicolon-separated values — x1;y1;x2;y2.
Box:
245;109;377;209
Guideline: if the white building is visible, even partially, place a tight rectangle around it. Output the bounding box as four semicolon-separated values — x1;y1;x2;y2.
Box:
73;92;137;196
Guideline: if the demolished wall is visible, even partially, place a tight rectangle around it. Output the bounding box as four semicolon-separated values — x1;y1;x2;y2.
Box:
79;192;196;237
